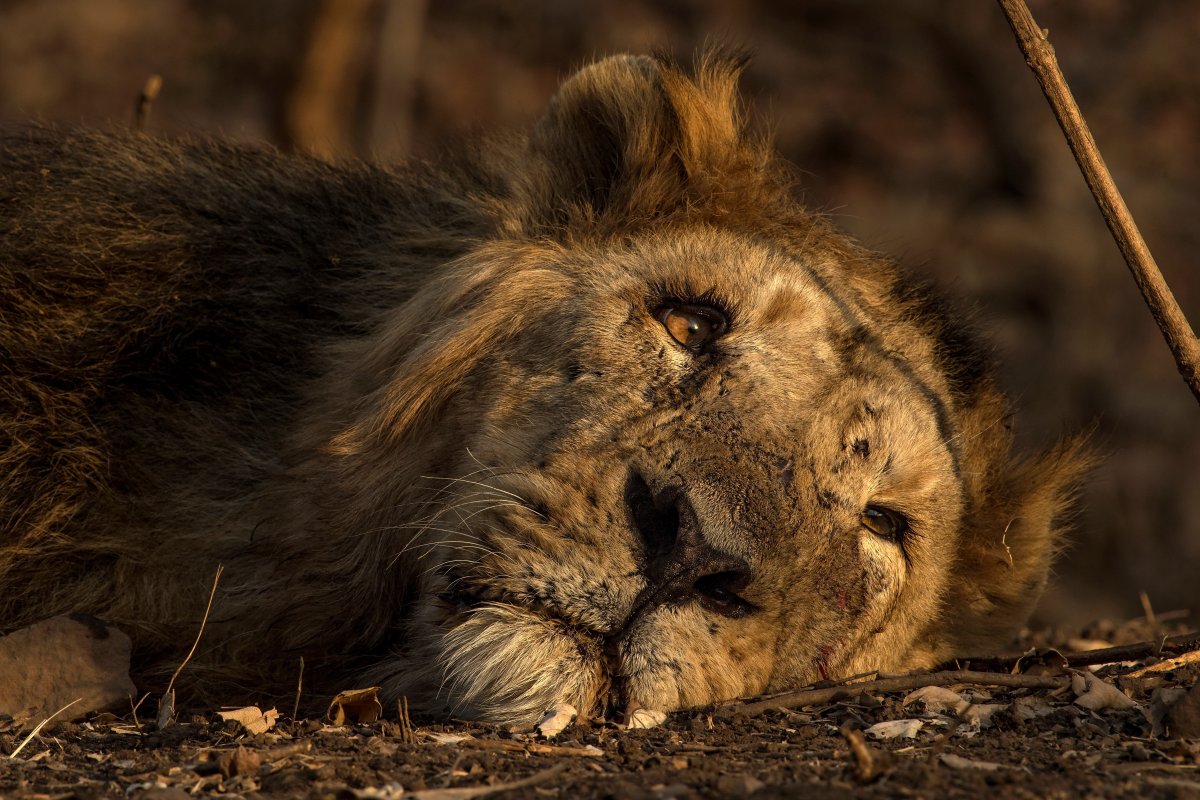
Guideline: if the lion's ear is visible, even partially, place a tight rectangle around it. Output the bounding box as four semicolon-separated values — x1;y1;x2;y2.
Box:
524;51;749;229
938;437;1094;656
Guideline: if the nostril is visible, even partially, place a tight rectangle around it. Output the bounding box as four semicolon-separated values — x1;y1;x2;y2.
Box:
624;471;756;620
624;470;679;559
694;568;755;619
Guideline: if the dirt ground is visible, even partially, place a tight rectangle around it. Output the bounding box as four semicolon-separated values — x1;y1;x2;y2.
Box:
3;620;1197;799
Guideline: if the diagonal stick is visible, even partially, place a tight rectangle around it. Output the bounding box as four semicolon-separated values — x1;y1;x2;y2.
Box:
996;0;1200;405
9;698;81;759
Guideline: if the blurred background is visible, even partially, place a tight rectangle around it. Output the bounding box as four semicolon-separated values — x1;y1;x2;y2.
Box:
1;0;1196;631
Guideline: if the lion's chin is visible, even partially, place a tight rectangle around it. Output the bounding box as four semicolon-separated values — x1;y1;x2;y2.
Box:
437;604;609;724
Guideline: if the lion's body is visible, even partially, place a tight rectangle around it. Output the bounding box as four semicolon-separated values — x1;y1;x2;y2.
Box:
0;55;1087;722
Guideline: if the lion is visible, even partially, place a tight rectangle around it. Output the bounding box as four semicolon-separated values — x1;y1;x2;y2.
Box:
0;53;1088;724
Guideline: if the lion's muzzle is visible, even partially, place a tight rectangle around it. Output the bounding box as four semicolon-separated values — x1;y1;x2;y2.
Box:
622;470;756;624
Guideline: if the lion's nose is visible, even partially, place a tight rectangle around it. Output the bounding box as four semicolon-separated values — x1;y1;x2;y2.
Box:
624;471;756;619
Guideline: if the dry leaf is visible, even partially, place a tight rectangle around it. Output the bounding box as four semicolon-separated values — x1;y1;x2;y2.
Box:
865;719;923;740
1148;687;1187;738
155;689;175;730
940;753;1006;771
1072;672;1137;711
1012;695;1057;721
217;744;262;777
328;687;383;725
217;706;279;735
535;703;577;738
902;686;968;715
625;708;667;730
0;615;135;727
1165;684;1200;739
961;703;1007;728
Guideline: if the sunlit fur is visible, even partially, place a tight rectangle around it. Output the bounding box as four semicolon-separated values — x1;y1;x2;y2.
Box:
0;52;1089;723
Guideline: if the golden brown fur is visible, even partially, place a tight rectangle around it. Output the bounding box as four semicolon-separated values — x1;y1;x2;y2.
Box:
0;53;1088;722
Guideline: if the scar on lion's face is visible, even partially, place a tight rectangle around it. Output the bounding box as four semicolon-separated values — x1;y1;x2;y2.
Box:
0;52;1090;724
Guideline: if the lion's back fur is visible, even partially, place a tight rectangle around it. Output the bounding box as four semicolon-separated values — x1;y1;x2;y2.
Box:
0;129;484;638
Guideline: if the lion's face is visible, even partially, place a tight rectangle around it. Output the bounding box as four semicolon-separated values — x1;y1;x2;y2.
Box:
329;55;1086;723
416;231;965;720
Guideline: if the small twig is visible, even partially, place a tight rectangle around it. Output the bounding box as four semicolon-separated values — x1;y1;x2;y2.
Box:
292;656;305;720
1126;647;1200;678
133;74;162;134
408;762;569;800
458;739;525;752
1140;591;1159;630
128;692;151;730
159;564;224;728
525;743;604;757
165;565;224;697
9;699;81;759
996;0;1200;404
398;695;415;744
261;741;313;764
737;669;880;707
840;725;879;783
720;670;1069;717
945;631;1200;673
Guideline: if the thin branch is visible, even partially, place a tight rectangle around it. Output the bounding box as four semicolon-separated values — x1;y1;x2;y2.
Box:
157;564;224;728
720;670;1070;717
292;656;305;721
943;631;1200;673
723;633;1200;717
128;692;151;731
407;762;569;800
996;0;1200;404
165;564;224;697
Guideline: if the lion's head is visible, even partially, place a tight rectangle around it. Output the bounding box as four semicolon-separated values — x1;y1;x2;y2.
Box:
244;54;1088;724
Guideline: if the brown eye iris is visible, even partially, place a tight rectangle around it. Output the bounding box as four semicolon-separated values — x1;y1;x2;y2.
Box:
657;305;727;350
861;506;907;542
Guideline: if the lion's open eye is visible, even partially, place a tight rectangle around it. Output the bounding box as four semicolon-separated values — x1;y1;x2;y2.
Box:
861;505;908;543
657;304;728;350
